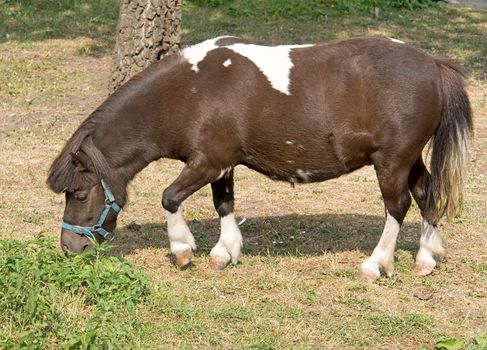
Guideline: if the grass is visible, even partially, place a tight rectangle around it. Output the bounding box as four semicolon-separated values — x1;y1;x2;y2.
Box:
0;236;149;349
0;0;118;54
1;0;487;349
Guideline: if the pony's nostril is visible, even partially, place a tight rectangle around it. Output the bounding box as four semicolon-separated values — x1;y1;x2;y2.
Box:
81;244;90;252
62;244;69;252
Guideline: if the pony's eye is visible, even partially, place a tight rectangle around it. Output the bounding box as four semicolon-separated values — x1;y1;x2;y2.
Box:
74;191;88;201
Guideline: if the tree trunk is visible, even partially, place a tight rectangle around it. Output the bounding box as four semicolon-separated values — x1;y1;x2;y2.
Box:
109;0;181;92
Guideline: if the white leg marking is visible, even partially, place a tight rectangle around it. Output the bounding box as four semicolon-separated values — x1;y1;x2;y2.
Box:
209;213;242;269
415;219;445;276
216;167;232;181
166;208;196;257
359;211;400;280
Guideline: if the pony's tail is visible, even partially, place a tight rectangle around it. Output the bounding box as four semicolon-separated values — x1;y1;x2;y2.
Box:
425;58;473;224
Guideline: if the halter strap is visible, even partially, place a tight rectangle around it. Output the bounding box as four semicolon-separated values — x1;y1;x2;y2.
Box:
61;179;122;242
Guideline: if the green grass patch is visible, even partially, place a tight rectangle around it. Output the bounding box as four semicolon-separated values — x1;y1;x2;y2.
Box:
0;235;149;349
462;257;487;275
0;0;119;50
334;286;372;310
187;0;436;21
332;311;437;348
369;311;434;337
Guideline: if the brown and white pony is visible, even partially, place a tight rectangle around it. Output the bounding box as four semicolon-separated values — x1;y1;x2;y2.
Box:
47;36;472;281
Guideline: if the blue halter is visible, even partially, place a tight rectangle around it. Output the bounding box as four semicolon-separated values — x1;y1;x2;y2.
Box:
61;179;122;241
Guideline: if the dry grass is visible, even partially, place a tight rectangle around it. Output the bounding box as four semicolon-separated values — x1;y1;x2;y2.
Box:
1;3;486;349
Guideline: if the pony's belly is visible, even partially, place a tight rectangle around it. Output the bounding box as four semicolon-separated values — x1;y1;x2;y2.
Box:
272;169;345;184
242;157;349;184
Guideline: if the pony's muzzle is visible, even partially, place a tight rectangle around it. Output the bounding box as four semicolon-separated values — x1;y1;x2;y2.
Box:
60;229;93;254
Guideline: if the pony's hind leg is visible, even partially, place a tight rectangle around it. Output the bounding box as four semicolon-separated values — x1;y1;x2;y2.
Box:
359;163;412;281
408;158;445;276
162;158;221;268
209;168;242;270
416;221;445;276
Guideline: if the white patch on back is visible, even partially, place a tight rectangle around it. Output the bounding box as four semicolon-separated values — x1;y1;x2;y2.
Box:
182;36;232;72
182;37;313;95
390;38;405;44
223;58;232;67
226;43;312;95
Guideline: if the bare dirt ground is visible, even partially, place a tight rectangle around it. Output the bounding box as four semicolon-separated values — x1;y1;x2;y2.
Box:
1;12;486;348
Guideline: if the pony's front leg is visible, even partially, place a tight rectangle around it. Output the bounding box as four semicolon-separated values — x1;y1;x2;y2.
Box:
209;168;242;270
162;158;220;268
165;208;196;268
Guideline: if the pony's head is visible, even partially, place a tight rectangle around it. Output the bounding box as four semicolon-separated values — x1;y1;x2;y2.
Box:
47;134;123;253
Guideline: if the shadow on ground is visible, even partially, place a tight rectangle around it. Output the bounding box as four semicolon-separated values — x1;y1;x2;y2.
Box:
109;213;421;258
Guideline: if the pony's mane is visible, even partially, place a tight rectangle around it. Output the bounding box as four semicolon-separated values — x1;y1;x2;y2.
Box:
47;111;109;193
47;52;183;194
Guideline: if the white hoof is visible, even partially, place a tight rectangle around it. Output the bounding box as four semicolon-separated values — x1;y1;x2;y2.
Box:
174;248;193;269
358;263;381;282
171;240;196;269
209;214;242;269
358;254;395;281
415;247;441;276
414;261;436;276
209;243;232;269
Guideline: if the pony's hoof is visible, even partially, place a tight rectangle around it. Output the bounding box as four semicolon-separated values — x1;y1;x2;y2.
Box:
357;268;380;282
209;256;228;270
174;250;192;269
414;261;435;276
358;259;381;282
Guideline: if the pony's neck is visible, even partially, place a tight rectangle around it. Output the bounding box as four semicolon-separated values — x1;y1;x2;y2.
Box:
81;55;183;199
91;129;161;196
80;125;161;208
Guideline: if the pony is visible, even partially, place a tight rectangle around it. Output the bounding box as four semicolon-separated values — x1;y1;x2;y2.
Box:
47;36;472;281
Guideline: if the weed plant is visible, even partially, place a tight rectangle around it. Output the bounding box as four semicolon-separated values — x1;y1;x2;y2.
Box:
0;235;149;349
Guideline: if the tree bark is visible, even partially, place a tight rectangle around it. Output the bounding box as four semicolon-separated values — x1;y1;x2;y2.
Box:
109;0;181;92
